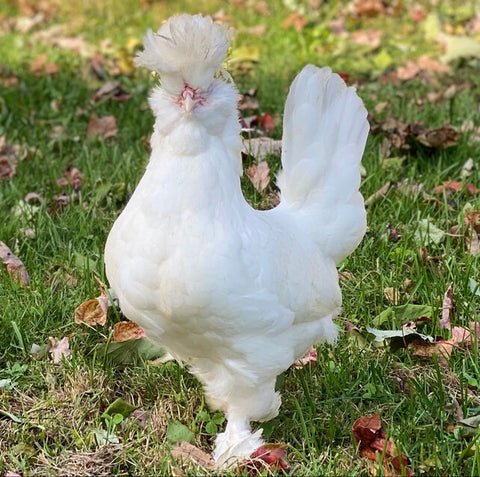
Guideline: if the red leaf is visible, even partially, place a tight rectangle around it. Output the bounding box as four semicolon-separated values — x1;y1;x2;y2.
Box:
258;112;275;135
353;414;414;476
248;444;290;472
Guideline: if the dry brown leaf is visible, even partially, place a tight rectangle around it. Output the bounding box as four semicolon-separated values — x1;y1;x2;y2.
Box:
365;182;391;207
384;287;400;305
396;61;421;81
417;55;451;74
74;278;109;327
24;192;43;204
351;0;386;17
465;210;480;232
171;442;214;469
246;161;270;193
0;241;30;286
466;229;479;256
246;24;267;36
87;114;118;139
339;271;355;281
408;338;454;366
440;285;454;329
49;336;71;363
57;162;83;191
112;321;147;342
30;53;59;76
0;158;16;180
351;29;382;49
91;81;131;103
282;12;308;32
416;125;460;148
452;322;480;347
0;135;23;180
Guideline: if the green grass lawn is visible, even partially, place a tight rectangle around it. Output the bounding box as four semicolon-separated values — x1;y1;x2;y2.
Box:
1;0;480;475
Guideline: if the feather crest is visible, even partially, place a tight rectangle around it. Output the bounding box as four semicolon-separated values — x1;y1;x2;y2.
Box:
135;14;232;93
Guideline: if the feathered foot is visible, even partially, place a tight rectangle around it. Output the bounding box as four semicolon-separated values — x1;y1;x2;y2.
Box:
213;415;264;468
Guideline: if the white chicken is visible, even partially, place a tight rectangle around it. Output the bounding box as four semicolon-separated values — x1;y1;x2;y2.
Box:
104;13;369;466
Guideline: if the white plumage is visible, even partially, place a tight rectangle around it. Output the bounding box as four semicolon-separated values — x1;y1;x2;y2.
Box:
104;13;369;466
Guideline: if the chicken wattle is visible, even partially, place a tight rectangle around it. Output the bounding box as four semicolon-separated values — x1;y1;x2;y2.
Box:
104;13;369;467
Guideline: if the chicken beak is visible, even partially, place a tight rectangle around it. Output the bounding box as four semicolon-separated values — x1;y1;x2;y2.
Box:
181;87;197;113
183;93;195;113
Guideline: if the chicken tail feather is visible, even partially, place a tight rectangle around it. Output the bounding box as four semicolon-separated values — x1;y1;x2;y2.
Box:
276;65;369;264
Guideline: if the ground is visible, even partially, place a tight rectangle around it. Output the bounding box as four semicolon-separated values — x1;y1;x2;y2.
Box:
1;0;480;475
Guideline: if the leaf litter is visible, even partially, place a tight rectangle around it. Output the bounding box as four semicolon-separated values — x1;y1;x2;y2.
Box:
74;277;109;327
353;413;413;477
0;241;30;286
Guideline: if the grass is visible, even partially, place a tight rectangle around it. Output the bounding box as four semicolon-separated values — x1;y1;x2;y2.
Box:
1;0;480;475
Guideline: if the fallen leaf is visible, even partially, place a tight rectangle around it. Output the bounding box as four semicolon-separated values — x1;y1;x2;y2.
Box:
365;182;391;207
19;228;35;239
293;347;317;368
387;225;402;242
166;421;195;445
460;158;474;180
91;81;131;103
439;34;480;63
74;277;109;327
246;24;267;36
245;161;270;193
49;336;71;363
87;114;118;139
410;6;426;22
353;413;413;477
112;321;147;342
247;444;290;472
96;338;166;365
407;337;454;366
57;162;83;191
328;18;347;36
171;442;214;469
103;397;137;419
416;125;459;148
0;241;30;286
466;229;479;256
282;12;308;32
30;53;59;76
373;304;433;328
440;285;454;330
351;29;382;49
24;192;43;204
384;287;400;305
397;54;450;81
130;409;152;428
48;194;70;215
433;181;479;196
351;0;386;18
258;112;275;135
0;158;16;180
339;271;355;280
414;218;445;246
452;322;480;347
0;135;23;180
465;210;480;231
